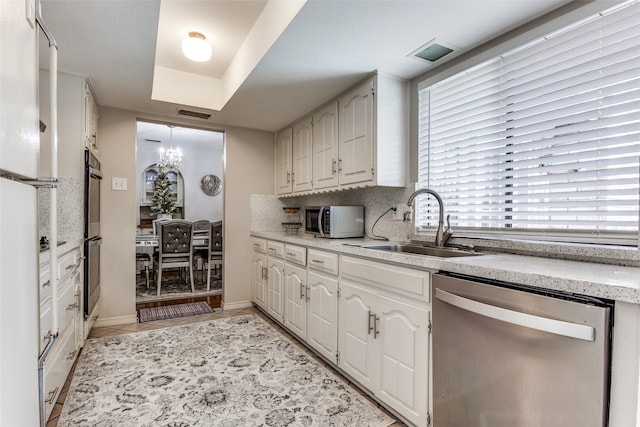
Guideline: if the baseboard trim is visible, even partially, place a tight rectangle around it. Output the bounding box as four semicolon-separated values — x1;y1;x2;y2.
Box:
94;314;138;328
222;300;253;311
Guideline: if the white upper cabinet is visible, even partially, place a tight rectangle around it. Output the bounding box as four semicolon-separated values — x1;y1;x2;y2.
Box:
338;80;374;185
275;72;408;197
312;102;339;190
83;80;98;155
292;117;313;192
275;128;293;195
39;72;99;178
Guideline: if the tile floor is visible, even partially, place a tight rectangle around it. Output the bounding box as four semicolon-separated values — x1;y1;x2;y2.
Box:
47;306;406;427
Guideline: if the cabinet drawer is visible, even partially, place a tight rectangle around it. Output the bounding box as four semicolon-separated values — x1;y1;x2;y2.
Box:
308;249;339;275
40;262;52;303
57;279;79;336
40;299;52;355
58;248;81;282
340;256;431;301
266;241;285;258
252;237;267;253
285;244;306;266
43;326;77;421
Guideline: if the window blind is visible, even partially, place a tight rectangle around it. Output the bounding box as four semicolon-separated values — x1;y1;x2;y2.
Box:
417;0;640;244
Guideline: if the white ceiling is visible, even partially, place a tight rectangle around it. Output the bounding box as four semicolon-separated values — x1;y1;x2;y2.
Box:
39;0;572;133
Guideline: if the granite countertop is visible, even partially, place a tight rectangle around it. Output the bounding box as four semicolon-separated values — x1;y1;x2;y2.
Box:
39;239;83;265
251;231;640;304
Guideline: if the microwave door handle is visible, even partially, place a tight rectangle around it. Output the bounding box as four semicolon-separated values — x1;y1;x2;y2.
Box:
318;206;325;237
435;288;595;342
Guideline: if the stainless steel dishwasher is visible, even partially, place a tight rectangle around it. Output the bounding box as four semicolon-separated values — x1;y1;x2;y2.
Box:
432;272;613;427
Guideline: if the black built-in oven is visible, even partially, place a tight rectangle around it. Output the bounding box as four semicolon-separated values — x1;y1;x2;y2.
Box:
84;150;102;317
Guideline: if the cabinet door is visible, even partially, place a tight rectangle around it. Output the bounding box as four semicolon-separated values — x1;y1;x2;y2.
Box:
307;270;338;363
267;257;285;322
275;128;293;195
376;294;430;427
292;118;313;192
338;79;374;185
252;252;267;309
284;263;307;340
338;281;378;390
312;102;339;189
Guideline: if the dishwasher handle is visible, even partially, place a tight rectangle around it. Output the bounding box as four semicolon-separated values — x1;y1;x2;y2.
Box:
435;288;595;342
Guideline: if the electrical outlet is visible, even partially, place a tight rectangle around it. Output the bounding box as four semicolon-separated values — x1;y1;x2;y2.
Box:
392;203;407;221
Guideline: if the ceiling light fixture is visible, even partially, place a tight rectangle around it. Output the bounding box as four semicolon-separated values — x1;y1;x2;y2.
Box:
181;31;212;62
157;125;183;170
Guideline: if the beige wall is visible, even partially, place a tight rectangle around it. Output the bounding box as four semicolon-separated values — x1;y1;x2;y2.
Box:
97;107;273;325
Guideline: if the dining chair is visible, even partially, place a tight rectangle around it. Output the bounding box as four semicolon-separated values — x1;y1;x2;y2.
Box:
154;219;194;296
192;220;210;281
206;220;223;291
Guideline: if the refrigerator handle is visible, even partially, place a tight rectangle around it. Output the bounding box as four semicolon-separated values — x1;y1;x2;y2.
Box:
435;288;595;342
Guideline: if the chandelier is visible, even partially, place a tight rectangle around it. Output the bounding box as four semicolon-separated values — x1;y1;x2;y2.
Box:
157;125;183;169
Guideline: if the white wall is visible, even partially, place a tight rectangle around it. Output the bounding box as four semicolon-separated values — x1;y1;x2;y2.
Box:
135;123;224;224
97;107;273;325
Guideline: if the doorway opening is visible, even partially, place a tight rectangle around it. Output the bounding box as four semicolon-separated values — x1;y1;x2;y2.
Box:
134;120;224;308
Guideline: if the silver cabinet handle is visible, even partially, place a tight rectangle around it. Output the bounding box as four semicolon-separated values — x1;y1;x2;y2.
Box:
332;159;337;174
435;288;595;342
286;252;296;257
299;282;305;300
46;386;59;404
306;285;310;302
374;314;380;339
311;259;324;264
42;280;51;287
367;310;375;335
66;303;80;311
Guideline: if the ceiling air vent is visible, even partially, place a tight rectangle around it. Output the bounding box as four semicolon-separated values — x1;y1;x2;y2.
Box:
176;108;211;120
410;39;459;63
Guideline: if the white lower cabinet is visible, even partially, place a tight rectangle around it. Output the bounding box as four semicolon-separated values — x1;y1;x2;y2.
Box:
284;262;307;339
339;256;431;427
251;238;268;310
283;247;340;364
251;238;431;426
40;246;83;421
306;269;338;363
266;242;286;322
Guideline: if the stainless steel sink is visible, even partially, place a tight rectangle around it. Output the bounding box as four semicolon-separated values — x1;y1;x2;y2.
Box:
349;242;478;258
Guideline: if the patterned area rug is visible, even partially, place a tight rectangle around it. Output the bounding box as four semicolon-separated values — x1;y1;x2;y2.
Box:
138;301;214;323
58;315;395;426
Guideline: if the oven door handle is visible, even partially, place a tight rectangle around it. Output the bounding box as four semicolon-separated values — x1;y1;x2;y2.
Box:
87;237;102;247
435;288;595;342
89;166;102;179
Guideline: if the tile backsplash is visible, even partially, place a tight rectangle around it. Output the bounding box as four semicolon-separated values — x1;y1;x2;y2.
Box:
250;186;415;242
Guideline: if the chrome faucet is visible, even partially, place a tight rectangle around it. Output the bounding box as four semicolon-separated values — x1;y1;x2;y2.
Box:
406;188;453;247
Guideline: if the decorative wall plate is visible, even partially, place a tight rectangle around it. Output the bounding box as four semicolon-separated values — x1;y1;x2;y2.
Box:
200;174;222;196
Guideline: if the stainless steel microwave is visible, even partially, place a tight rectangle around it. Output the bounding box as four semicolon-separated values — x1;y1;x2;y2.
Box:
305;206;364;238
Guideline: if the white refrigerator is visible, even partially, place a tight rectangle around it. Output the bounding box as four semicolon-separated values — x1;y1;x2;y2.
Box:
1;0;44;425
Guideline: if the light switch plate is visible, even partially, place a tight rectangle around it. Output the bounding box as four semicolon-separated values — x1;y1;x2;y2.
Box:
112;177;127;191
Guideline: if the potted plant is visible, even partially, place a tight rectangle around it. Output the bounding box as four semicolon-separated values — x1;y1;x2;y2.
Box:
150;168;177;219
